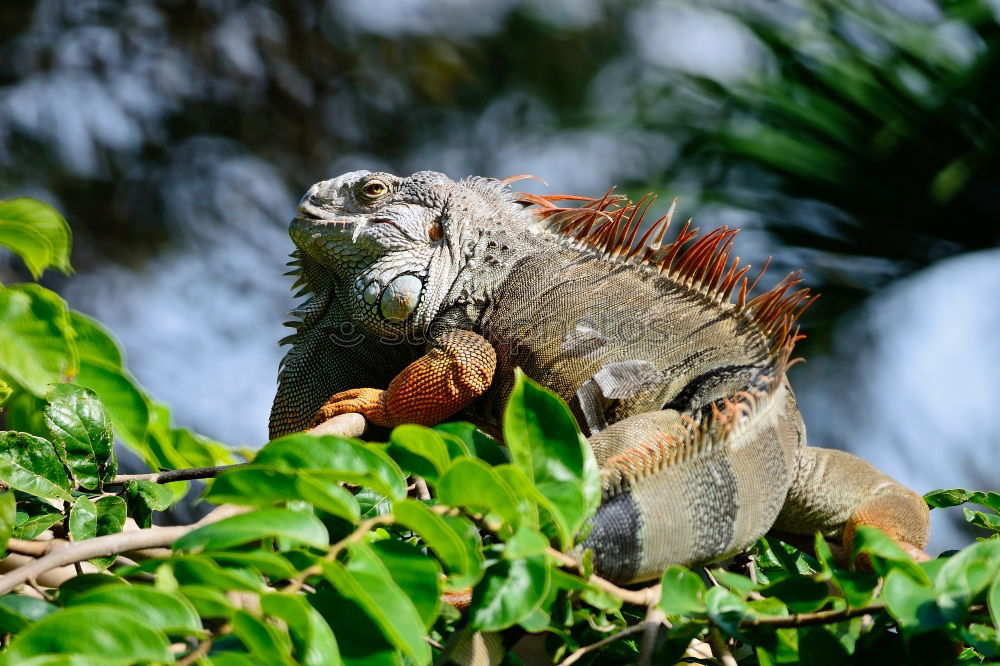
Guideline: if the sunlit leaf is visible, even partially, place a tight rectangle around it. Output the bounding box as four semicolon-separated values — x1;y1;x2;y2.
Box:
436;457;522;529
0;431;73;501
255;434;406;500
0;285;76;396
174;508;328;552
387;424;450;482
123;479;174;528
659;565;707;617
0;595;59;634
43;383;116;490
3;606;171;664
470;553;550;632
502;370;600;548
232;609;296;665
206;465;360;523
262;594;342;666
0;198;72;278
370;540;442;629
392;498;484;589
321;552;432;665
67;496;126;569
69;586;201;635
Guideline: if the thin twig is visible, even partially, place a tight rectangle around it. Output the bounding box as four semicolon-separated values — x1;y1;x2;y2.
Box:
707;627;738;666
741;603;883;628
559;621;653;665
107;465;240;486
545;547;661;606
177;636;214;666
283;513;397;593
638;607;667;666
414;477;431;501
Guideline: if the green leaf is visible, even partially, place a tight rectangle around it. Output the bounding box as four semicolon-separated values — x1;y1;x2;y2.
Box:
964;508;1000;533
262;594;343;666
67;496;126;569
923;488;971;508
175;508;329;552
658;565;707;616
206;465;360;523
0;378;11;405
504;524;550;559
68;312;121;367
69;586;201;635
881;569;947;631
387;424;451;482
392;499;484;589
0;431;73;501
322;552;432;665
705;585;752;638
123;479;173;527
0;284;76;396
436;457;522;529
850;526;929;583
255;434;407;500
469;554;551;632
0;198;72;278
935;538;1000;605
0;490;15;553
43;383;116;490
502;370;600;548
13;504;64;540
711;568;759;598
3;606;171;664
434;421;508;465
0;595;59;633
370;540;443;629
179;584;234;620
73;357;149;457
205;551;298;580
761;576;830;613
232;609;295;666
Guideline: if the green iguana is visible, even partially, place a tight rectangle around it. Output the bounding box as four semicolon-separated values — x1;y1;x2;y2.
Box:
269;170;930;583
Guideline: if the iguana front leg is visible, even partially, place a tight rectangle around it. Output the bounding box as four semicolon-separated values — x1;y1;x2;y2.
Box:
772;446;931;563
312;329;497;428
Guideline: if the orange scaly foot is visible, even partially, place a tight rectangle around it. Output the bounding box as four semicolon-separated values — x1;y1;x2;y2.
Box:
311;329;497;429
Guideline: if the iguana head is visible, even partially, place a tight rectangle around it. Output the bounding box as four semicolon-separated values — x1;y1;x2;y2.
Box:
292;170;531;336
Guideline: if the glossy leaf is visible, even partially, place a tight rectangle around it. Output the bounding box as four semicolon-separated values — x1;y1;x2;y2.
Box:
67;496;126;569
705;585;752;638
436;457;522;528
434;421;507;465
123;479;173;527
388;424;451;482
502;370;600;548
761;575;830;613
371;540;442;629
470;554;551;632
263;593;342;666
0;431;73;501
659;565;707;616
43;383;116;490
392;498;484;588
179;584;234;620
0;595;59;634
69;586;201;635
322;553;432;665
232;609;296;665
255;434;407;500
13;505;63;540
3;606;171;664
989;576;1000;632
0;285;76;397
0;198;72;278
206;465;360;523
0;378;10;405
850;526;928;583
174;508;329;552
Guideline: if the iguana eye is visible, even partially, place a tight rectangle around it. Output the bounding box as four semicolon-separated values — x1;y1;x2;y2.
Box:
428;218;443;242
358;178;390;202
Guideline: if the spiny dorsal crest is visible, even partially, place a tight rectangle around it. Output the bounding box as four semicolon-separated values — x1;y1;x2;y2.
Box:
513;184;816;359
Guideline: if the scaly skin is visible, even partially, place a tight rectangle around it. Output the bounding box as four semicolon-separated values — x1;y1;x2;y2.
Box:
272;170;930;582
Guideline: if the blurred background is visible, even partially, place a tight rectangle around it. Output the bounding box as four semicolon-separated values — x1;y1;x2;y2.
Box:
1;0;997;550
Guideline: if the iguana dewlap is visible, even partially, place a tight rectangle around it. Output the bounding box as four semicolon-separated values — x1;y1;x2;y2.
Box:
270;170;930;583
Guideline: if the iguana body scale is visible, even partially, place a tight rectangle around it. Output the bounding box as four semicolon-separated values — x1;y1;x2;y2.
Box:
270;170;929;583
